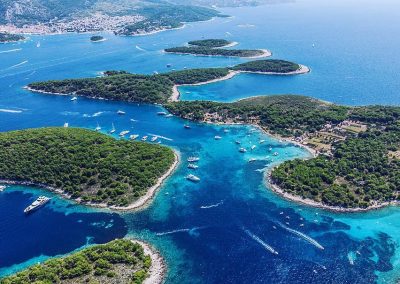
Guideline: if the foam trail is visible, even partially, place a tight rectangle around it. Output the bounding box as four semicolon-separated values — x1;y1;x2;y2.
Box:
135;45;147;52
7;60;28;69
156;226;205;236
279;222;324;250
244;229;278;255
147;133;173;141
0;48;22;54
0;108;23;113
200;200;223;209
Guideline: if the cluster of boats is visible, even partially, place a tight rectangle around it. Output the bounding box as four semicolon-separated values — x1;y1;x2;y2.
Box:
93;122;161;143
186;157;200;182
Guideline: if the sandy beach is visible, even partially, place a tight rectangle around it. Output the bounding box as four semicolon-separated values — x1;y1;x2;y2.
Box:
0;150;180;212
131;240;166;284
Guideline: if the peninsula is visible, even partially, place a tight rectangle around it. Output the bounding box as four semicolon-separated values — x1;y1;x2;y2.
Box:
0;239;165;284
165;95;400;211
26;60;308;104
0;128;176;209
0;32;25;43
164;38;270;58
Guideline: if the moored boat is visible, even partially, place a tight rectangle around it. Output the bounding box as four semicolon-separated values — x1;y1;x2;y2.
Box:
186;174;200;182
215;135;222;140
109;123;116;134
24;196;51;214
239;147;247;153
129;134;139;140
151;136;158;142
187;157;200;162
70;96;77;101
119;130;130;137
188;164;199;169
142;136;148;141
117;110;126;115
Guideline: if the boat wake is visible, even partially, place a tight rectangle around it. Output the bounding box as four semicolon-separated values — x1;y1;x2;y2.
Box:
200;200;224;209
278;222;324;250
156;226;206;236
6;60;28;70
135;45;147;52
244;229;279;255
83;111;104;118
0;48;22;54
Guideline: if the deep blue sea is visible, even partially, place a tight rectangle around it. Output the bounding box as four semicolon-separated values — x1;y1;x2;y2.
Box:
1;0;400;283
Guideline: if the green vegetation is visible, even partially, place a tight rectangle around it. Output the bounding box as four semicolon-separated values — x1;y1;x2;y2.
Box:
164;46;264;57
27;68;231;103
188;39;232;48
118;5;225;36
0;128;175;207
0;32;25;43
231;59;300;73
90;35;104;42
165;95;349;136
0;239;152;284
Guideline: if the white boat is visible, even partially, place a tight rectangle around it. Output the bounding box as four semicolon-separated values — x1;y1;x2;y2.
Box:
142;136;148;141
95;123;101;131
273;152;279;156
119;130;130;137
223;129;229;133
239;147;247;153
0;185;6;192
157;111;167;116
129;134;139;140
260;140;265;144
249;158;257;163
63;122;69;128
184;125;191;129
117;110;126;115
188;164;198;169
214;135;222;140
109;123;116;134
268;147;273;152
70;96;77;101
187;157;200;162
153;71;159;75
24;196;50;214
36;41;41;48
251;145;256;150
235;141;241;145
165;114;173;118
151;136;158;142
186;174;200;182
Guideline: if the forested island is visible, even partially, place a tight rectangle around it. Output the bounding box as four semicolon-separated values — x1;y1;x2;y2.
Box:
0;32;25;43
165;38;269;58
188;39;232;48
165;95;400;211
90;35;104;42
0;128;176;208
0;239;162;284
27;60;305;104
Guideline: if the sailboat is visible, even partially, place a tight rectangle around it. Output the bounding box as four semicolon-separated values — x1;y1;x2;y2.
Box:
36;41;41;48
109;123;116;134
95;123;101;131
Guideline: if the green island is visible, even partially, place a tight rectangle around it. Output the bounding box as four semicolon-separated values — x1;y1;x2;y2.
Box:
0;127;175;208
0;32;25;43
90;35;104;42
164;95;400;210
26;60;305;104
188;39;232;48
0;239;157;284
164;38;268;58
117;5;226;36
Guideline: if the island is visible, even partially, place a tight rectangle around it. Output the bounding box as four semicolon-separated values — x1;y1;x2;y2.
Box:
0;127;177;210
90;35;105;42
0;32;25;43
164;95;400;211
26;60;308;104
164;38;270;58
0;239;165;284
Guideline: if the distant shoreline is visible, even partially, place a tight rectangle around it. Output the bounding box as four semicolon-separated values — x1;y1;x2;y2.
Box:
169;65;310;102
0;150;180;212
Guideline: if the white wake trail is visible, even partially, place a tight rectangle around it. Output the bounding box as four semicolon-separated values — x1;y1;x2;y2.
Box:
278;222;324;250
244;229;279;255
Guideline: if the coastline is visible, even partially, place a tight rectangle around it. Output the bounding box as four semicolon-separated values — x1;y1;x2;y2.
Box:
0;150;180;212
164;48;272;59
168;65;309;102
131;240;166;284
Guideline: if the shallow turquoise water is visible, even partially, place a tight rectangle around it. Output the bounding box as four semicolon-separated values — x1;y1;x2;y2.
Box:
1;0;400;283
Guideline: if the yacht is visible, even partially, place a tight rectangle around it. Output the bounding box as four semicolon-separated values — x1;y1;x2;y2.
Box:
186;174;200;182
63;122;69;128
0;185;6;192
129;134;139;140
249;158;257;163
268;147;273;152
239;147;247;153
151;136;158;142
273;152;279;156
187;157;200;162
214;135;222;140
260;140;265;144
109;123;116;134
24;196;51;214
187;164;198;169
95;123;101;131
153;71;159;75
70;96;77;101
142;136;148;141
235;140;241;145
119;130;130;137
165;114;173;118
184;125;191;129
157;111;167;116
117;110;126;115
251;145;256;150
